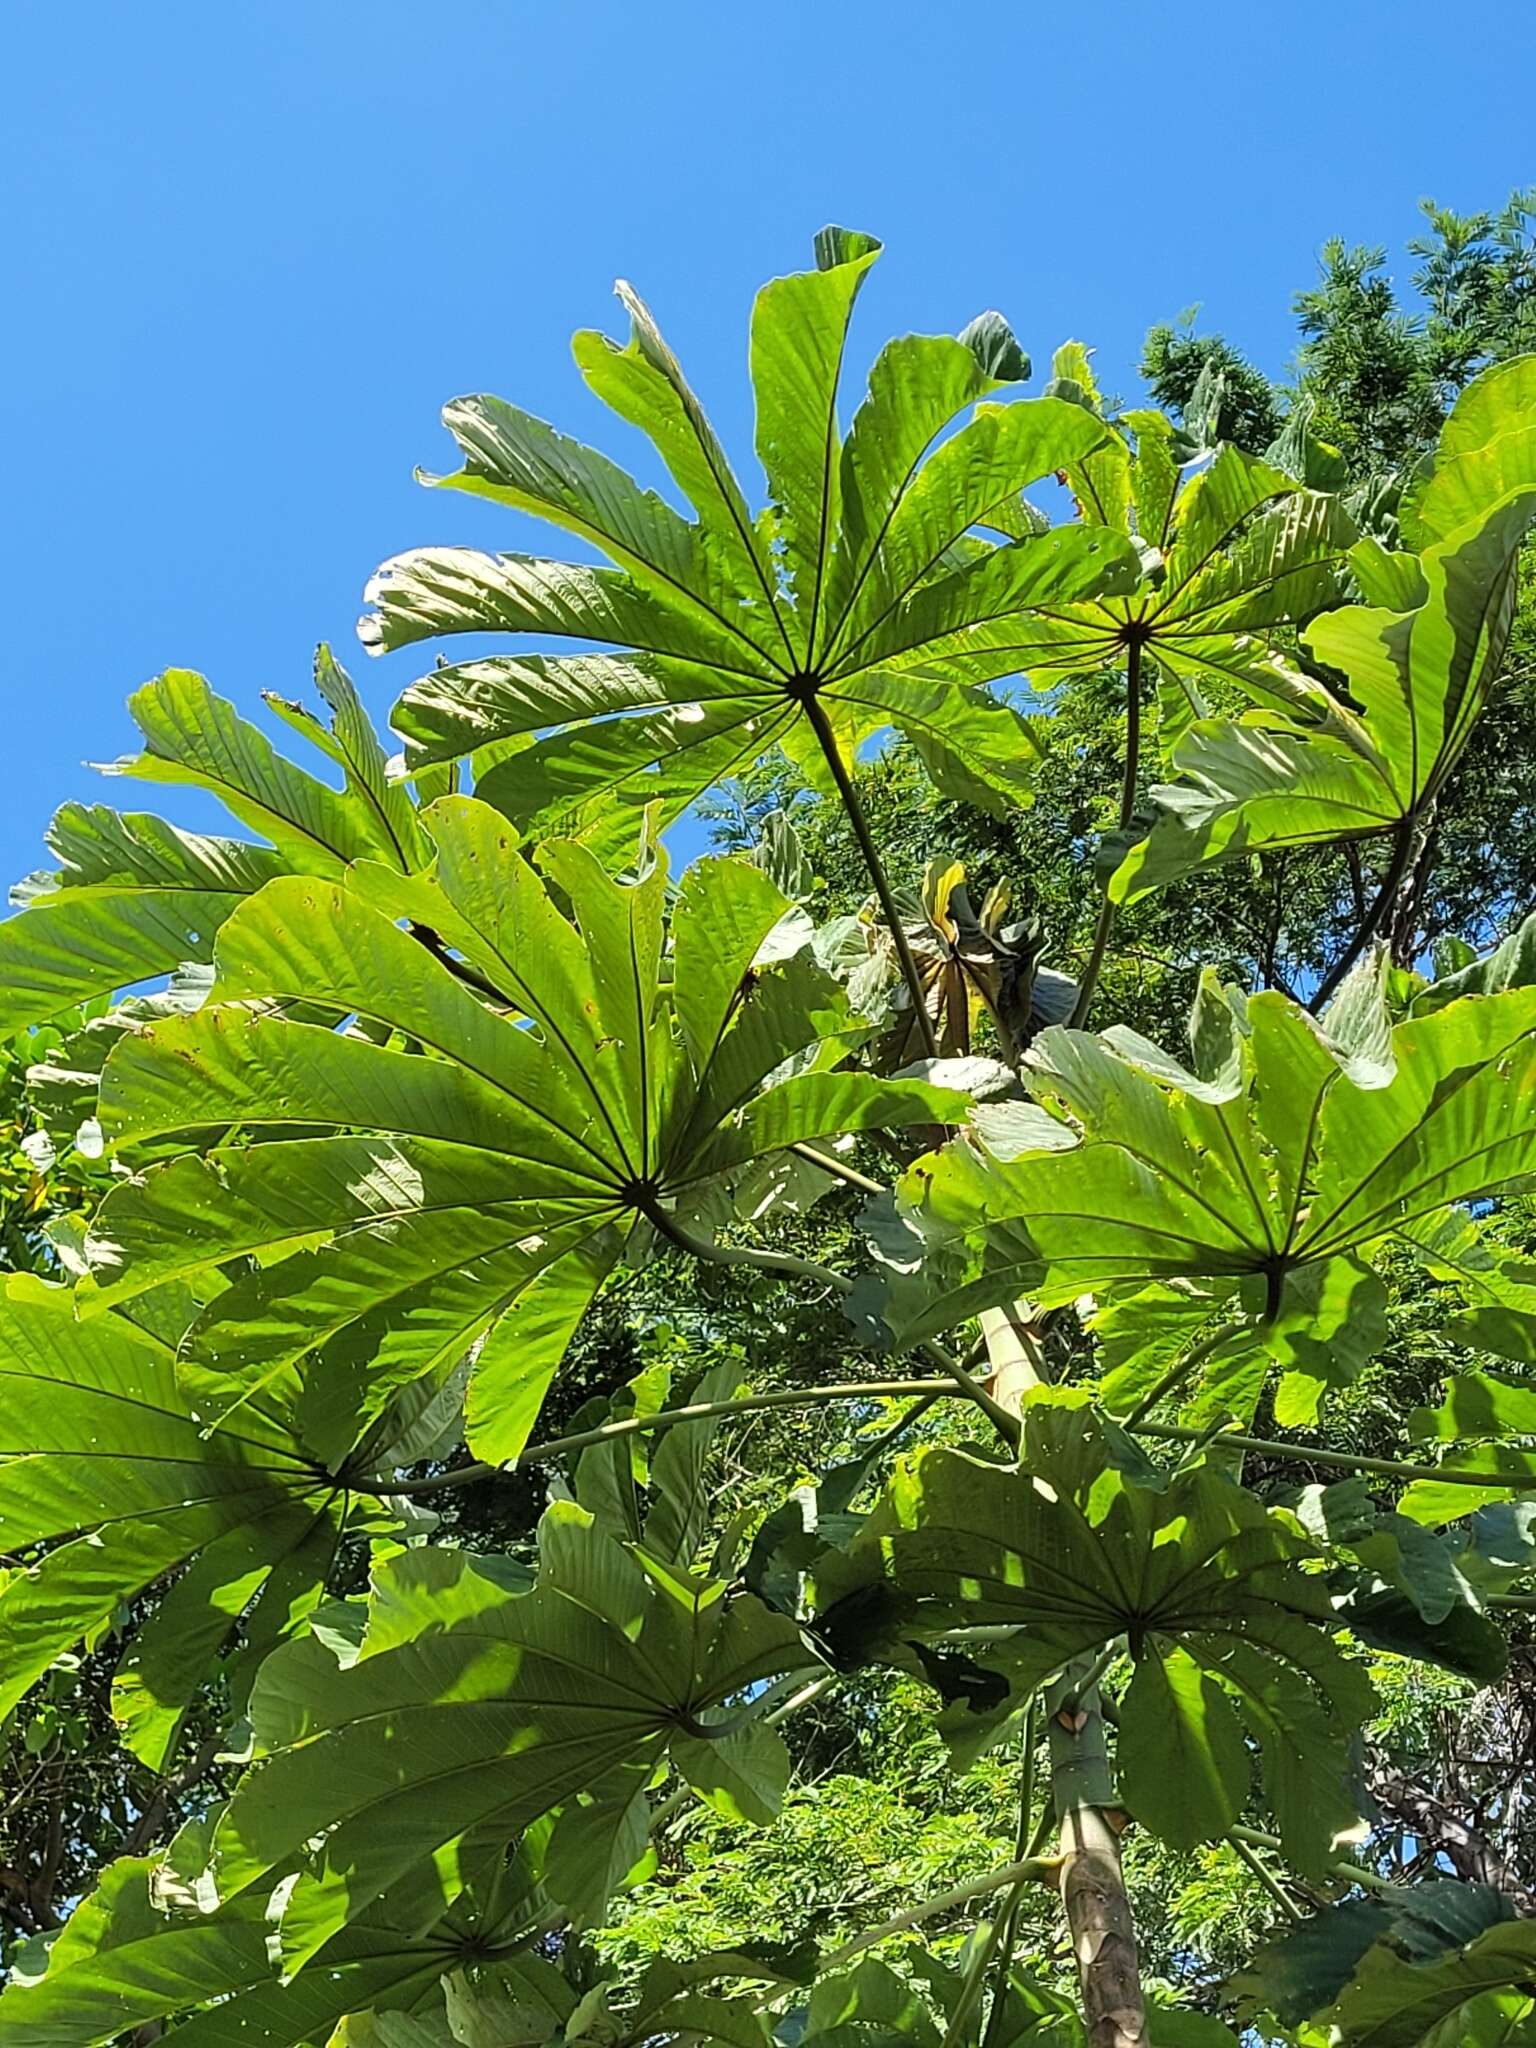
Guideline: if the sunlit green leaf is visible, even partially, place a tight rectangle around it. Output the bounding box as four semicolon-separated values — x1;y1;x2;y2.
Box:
811;1396;1372;1867
1116;358;1536;899
856;979;1536;1430
0;1276;350;1757
0;658;426;1030
376;234;1137;848
206;1511;810;1963
87;804;968;1463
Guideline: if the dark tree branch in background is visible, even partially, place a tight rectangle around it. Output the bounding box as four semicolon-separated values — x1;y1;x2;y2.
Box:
1310;814;1419;1009
1370;1755;1536;1912
123;1726;228;1860
1344;842;1368;924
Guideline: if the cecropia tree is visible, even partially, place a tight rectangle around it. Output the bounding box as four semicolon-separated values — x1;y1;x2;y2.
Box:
3;231;1536;2048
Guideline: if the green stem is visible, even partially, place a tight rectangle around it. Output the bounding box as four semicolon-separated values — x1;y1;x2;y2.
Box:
1228;1824;1399;1898
684;1667;824;1738
764;1672;838;1724
819;1852;1053;1971
1061;1641;1121;1708
1137;1422;1536;1492
1069;635;1143;1031
407;921;515;1007
802;690;940;1060
1123;1323;1237;1430
1017;1701;1038;1853
788;1140;887;1196
653;1671;840;1831
647;1202;1020;1443
367;1377;960;1496
644;1202;846;1288
939;1904;1010;2048
1228;1831;1307;1924
1024;1791;1059;1861
656;1672;838;1829
919;1337;1023;1446
979;1708;1042;2048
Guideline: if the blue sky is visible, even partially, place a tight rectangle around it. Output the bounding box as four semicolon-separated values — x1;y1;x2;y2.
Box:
3;0;1533;889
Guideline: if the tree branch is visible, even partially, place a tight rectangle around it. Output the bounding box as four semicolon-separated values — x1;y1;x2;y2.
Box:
981;1305;1146;2048
33;1793;66;1930
1391;810;1441;964
123;1725;228;1857
1048;1666;1145;2048
1368;1759;1536;1910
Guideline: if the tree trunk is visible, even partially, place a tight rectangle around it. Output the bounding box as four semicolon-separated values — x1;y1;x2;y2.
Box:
1047;1675;1146;2048
980;1306;1148;2048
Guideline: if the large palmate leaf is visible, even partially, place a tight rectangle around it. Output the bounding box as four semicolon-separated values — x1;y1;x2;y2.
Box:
0;1838;538;2048
0;1274;374;1767
1319;1922;1536;2047
1390;1364;1536;1524
1291;1476;1523;1683
1231;1881;1519;2036
1305;1214;1536;1522
440;1945;795;2048
1238;1882;1536;2047
443;1956;779;2048
856;974;1536;1428
1114;355;1536;901
85;798;971;1463
370;231;1139;858
934;345;1358;748
203;1506;811;1965
1412;907;1536;1016
811;1397;1373;1870
0;654;430;1030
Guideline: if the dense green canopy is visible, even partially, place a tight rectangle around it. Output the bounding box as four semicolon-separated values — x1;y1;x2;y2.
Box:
4;220;1536;2048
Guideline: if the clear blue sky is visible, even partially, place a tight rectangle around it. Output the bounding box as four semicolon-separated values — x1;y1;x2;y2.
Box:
3;0;1533;888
